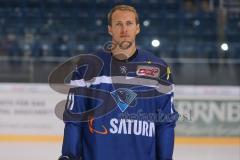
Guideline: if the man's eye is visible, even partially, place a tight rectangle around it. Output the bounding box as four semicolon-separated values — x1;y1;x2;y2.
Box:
127;22;133;25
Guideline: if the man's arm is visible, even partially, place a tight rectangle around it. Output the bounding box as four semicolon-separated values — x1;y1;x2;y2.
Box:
156;93;178;160
59;67;88;160
59;89;83;160
59;123;82;160
156;65;178;160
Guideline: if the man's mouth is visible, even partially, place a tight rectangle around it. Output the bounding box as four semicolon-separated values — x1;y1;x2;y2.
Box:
120;35;129;38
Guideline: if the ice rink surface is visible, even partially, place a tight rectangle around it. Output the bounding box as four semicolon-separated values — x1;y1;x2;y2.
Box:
174;144;240;160
0;142;239;160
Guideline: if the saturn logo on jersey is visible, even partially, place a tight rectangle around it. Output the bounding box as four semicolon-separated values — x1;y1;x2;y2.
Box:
88;117;155;137
88;116;109;135
136;65;160;78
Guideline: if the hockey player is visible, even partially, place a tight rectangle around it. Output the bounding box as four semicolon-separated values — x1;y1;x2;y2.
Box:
59;5;178;160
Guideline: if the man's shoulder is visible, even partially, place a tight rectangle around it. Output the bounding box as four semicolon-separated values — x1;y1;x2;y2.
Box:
94;49;110;56
138;49;174;84
138;48;168;67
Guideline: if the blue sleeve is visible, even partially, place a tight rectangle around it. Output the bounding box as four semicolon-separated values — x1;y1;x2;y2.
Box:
60;68;88;160
60;89;85;160
61;122;82;159
156;93;178;160
156;65;178;160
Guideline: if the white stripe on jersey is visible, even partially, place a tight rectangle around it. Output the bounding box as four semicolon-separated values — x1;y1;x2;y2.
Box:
70;76;174;94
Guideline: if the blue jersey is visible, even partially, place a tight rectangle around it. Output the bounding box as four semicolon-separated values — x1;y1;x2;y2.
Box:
59;49;178;160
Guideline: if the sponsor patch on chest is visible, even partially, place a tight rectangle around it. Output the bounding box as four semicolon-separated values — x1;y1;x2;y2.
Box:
136;65;160;78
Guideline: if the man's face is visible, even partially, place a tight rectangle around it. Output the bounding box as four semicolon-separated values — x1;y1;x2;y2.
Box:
108;10;140;47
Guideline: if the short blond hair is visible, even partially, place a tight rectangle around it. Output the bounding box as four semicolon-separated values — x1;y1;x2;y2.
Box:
107;5;139;26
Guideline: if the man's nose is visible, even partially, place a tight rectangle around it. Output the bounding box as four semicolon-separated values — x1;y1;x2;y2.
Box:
121;25;127;34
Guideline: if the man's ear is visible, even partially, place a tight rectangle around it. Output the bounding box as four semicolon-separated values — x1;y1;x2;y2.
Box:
108;25;112;35
136;24;140;35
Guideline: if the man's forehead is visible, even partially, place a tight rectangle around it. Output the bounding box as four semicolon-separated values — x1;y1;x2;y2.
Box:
111;10;136;20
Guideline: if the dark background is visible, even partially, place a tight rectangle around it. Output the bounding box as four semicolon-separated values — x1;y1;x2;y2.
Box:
0;0;239;85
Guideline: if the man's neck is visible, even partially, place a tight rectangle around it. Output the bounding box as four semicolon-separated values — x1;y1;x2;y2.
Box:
111;43;137;60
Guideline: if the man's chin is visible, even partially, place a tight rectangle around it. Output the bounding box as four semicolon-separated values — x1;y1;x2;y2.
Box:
120;41;133;50
113;38;134;50
121;37;131;42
